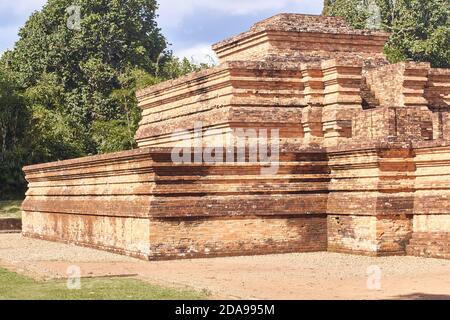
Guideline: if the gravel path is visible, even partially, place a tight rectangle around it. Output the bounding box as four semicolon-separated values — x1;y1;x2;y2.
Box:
1;234;449;300
0;234;136;263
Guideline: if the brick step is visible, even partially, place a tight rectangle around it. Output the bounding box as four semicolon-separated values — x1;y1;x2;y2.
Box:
408;235;450;246
407;232;450;260
0;219;22;233
407;245;450;259
410;232;450;239
409;236;450;242
408;241;450;249
408;240;450;250
407;235;450;259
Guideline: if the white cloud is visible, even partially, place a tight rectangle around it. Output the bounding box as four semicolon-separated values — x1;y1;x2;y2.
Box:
175;43;218;64
0;25;21;54
159;0;322;65
1;0;323;57
0;0;47;54
158;0;321;28
0;0;46;15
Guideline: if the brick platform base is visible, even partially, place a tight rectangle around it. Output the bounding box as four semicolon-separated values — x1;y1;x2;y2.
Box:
21;143;450;261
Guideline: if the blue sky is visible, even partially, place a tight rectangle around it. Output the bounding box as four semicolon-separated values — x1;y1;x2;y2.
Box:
0;0;323;63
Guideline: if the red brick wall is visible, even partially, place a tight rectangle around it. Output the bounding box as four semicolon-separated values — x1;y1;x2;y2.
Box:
149;215;327;260
328;215;412;256
352;106;433;142
407;215;450;259
0;219;22;233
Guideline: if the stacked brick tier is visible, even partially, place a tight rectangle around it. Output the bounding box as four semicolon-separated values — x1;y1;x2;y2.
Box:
135;57;370;149
407;142;450;259
22;13;450;260
135;61;307;148
22;148;330;260
22;141;450;259
212;14;389;63
327;143;416;256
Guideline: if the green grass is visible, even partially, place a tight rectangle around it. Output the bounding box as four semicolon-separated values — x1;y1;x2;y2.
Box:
0;267;207;300
0;200;23;219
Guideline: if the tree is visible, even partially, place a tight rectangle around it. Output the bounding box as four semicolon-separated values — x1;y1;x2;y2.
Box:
322;0;335;15
323;0;372;29
23;73;85;161
93;68;159;153
0;0;213;198
384;0;449;67
323;0;450;67
0;70;24;157
0;67;29;199
92;58;210;153
6;0;169;153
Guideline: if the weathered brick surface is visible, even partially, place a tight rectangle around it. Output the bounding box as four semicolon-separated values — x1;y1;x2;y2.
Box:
149;216;327;260
407;215;450;259
352;106;433;142
22;148;331;259
22;13;450;260
23;212;152;259
0;219;22;233
212;14;389;63
404;145;450;259
365;62;430;108
328;215;412;256
425;68;450;109
135;61;308;148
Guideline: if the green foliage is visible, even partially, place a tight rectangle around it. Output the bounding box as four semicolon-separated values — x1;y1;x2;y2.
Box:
323;0;450;67
323;0;372;29
384;0;449;67
0;67;29;199
11;0;166;87
0;200;23;219
322;0;334;15
94;68;158;153
0;0;213;198
6;0;168;153
23;73;85;161
0;68;26;155
161;57;211;79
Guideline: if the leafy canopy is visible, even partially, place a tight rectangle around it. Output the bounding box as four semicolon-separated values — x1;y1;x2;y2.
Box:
323;0;449;67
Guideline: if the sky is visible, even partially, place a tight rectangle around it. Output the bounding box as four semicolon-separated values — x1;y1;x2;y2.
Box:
0;0;324;63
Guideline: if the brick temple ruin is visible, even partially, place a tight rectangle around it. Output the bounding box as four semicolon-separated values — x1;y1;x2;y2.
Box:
22;14;450;260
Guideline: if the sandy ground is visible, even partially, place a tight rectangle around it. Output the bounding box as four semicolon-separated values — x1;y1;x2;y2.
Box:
1;234;449;300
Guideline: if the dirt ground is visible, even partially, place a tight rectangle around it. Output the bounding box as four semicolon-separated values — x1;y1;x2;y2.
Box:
1;234;449;300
